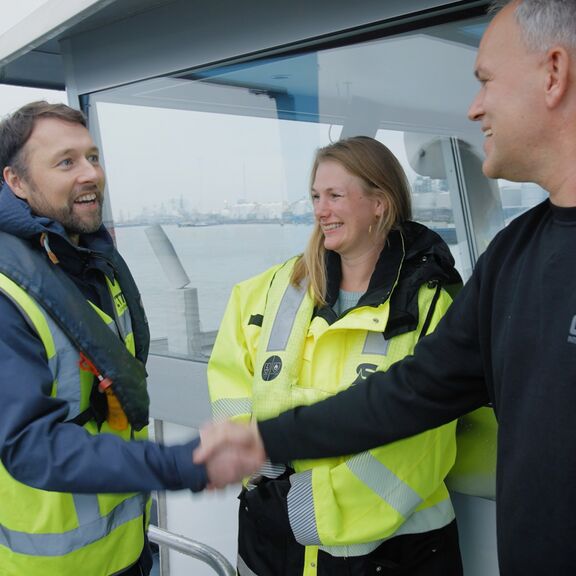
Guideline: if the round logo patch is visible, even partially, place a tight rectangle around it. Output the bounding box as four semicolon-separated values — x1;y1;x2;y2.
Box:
262;355;283;381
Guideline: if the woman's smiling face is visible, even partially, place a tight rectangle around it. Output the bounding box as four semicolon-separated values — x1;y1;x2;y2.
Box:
311;160;384;259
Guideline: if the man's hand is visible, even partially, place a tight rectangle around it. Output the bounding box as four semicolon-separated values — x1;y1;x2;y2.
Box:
194;421;267;489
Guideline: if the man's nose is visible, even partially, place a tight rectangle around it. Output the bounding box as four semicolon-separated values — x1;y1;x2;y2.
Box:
468;91;483;121
78;159;103;183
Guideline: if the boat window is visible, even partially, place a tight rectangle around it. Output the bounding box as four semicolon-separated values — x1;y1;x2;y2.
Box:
89;13;546;362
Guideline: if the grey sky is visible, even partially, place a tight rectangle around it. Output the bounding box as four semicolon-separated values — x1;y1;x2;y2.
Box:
0;84;65;117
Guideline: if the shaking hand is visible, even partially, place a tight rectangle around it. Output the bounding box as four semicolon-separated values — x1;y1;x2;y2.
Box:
194;421;266;488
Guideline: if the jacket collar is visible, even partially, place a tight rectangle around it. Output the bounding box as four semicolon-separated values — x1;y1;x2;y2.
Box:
324;228;404;309
318;221;462;335
0;183;116;280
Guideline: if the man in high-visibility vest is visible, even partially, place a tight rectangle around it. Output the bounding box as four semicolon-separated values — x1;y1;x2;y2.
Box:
0;101;252;576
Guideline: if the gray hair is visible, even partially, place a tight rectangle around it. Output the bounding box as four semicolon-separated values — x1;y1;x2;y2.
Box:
489;0;576;52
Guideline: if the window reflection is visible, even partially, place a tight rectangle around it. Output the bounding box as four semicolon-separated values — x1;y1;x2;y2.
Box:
90;13;545;362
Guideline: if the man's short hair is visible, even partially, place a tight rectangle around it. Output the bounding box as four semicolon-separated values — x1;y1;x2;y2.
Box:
489;0;576;53
0;101;87;185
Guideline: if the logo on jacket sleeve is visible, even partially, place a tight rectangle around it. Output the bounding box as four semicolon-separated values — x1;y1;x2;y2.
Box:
568;315;576;344
351;363;378;386
262;355;282;381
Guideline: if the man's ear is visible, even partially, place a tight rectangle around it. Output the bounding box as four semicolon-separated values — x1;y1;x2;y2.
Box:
544;46;570;109
3;166;29;200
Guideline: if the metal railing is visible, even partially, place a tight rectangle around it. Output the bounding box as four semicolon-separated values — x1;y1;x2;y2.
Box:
148;525;236;576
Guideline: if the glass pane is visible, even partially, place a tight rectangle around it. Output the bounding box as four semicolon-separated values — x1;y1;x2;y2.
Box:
91;13;495;362
498;180;548;224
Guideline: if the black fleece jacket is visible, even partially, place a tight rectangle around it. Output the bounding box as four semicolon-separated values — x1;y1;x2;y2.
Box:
259;200;576;576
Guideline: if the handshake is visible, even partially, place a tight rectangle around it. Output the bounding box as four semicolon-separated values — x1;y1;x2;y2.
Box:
193;421;267;488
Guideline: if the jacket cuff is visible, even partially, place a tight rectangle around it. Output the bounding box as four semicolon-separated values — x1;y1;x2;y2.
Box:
258;414;295;463
171;438;208;492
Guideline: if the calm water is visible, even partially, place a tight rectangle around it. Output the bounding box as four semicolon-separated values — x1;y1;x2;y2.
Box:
115;223;312;340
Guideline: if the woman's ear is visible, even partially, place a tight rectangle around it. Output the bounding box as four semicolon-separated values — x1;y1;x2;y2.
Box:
374;196;387;218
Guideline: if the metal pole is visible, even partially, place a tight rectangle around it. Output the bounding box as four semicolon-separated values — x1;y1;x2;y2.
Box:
152;420;170;576
148;525;236;576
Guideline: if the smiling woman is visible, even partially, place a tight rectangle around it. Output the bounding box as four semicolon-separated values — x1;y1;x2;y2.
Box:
207;136;464;576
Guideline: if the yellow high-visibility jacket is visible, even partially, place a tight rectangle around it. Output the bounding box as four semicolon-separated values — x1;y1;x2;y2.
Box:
209;224;461;572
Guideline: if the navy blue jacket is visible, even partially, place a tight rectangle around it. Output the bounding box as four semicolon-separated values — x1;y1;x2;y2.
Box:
0;184;207;493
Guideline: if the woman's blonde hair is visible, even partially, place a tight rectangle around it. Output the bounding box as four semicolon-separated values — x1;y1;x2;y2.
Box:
291;136;412;306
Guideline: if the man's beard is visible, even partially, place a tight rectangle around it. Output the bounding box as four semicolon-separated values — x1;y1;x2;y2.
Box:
27;185;104;236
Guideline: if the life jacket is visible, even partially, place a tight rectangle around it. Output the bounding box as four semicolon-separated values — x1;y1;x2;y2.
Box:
0;232;150;575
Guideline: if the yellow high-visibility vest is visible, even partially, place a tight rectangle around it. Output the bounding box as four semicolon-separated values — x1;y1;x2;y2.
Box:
0;272;149;576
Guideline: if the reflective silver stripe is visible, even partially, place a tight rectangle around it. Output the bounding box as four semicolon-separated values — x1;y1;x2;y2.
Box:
48;355;59;377
102;304;134;348
211;398;252;421
245;461;287;490
319;500;455;557
237;553;259;576
392;498;455;537
102;315;119;336
346;452;423;516
287;469;320;546
0;493;146;557
259;460;286;479
320;540;381;557
72;494;101;526
45;315;82;418
362;331;389;355
114;306;132;343
266;284;307;352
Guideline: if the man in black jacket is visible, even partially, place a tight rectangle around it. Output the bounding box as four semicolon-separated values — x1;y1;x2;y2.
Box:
196;1;576;574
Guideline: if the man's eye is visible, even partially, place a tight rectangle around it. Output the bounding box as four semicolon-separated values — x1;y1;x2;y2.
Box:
88;154;100;164
58;159;73;167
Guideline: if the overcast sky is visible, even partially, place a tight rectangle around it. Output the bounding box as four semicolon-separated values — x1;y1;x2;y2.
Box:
0;84;66;117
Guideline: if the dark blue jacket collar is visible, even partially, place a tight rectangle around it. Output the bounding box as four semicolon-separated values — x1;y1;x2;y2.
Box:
0;182;150;363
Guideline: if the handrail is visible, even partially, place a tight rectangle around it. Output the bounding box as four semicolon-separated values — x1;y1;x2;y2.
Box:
148;525;236;576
